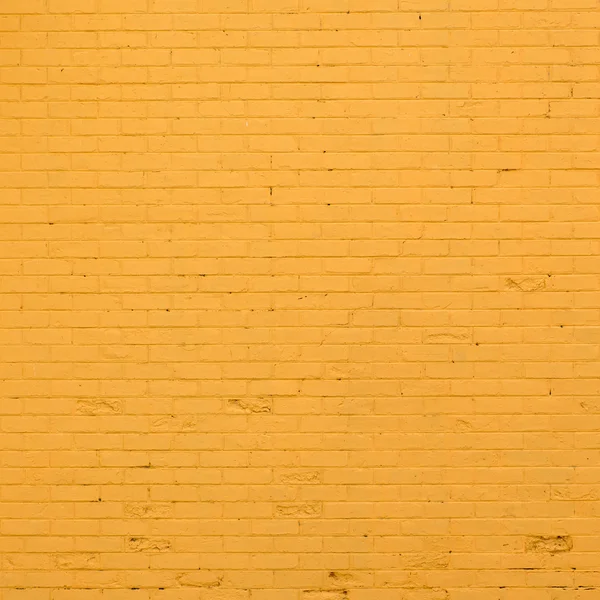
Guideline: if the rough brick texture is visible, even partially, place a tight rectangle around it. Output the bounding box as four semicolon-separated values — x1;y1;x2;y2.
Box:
1;1;599;599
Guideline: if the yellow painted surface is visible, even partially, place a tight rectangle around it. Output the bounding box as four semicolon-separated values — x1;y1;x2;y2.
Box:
1;1;599;599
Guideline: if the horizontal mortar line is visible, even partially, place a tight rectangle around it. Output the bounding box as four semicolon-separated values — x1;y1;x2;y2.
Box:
0;390;588;394
9;49;600;52
15;22;600;27
3;239;600;242
11;165;600;168
8;132;589;135
2;374;585;377
2;94;597;98
2;188;597;192
7;165;600;169
20;9;596;12
14;62;600;66
0;239;544;242
4;149;599;152
3;193;593;195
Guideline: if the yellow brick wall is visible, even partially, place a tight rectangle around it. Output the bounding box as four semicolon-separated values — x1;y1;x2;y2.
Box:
1;0;599;599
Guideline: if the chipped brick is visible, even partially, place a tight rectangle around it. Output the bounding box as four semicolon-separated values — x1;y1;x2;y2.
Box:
302;591;348;600
279;471;321;484
126;537;172;552
327;571;367;588
176;571;223;587
53;553;99;570
275;503;321;518
505;277;546;292
401;552;451;569
124;503;173;518
76;398;122;415
227;398;272;414
526;535;573;554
